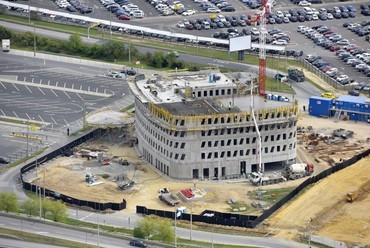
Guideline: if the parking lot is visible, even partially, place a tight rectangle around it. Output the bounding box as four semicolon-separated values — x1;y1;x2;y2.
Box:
0;57;130;125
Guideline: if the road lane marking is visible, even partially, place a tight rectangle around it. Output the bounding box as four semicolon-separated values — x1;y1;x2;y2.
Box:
80;213;94;221
13;111;18;118
64;91;71;99
38;115;45;123
50;116;57;125
39;87;45;95
50;89;58;97
76;93;83;101
25;85;32;93
12;83;19;91
0;78;111;97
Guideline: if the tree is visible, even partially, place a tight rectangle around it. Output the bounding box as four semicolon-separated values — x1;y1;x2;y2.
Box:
156;218;174;243
21;198;39;217
67;33;84;54
134;216;174;243
135;215;156;239
0;26;11;39
0;192;18;213
41;198;54;219
48;200;67;222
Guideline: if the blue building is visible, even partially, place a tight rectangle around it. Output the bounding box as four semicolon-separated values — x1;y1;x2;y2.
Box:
309;95;370;123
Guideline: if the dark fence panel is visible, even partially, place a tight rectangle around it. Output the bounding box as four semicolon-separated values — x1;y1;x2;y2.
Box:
137;148;370;229
20;129;126;211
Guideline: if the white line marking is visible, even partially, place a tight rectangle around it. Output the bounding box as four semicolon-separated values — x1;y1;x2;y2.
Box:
13;111;18;118
50;89;58;97
26;113;31;120
25;85;32;93
38;115;45;123
50;116;57;124
76;93;83;101
64;91;71;99
12;84;19;91
39;87;45;95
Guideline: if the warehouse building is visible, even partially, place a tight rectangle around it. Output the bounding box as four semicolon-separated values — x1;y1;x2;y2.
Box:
129;71;299;180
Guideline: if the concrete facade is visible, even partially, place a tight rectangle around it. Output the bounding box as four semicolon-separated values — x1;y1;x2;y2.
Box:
129;71;298;180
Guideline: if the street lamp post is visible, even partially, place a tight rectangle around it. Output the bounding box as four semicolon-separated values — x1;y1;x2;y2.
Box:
28;0;31;25
174;207;177;247
33;23;36;57
190;201;193;241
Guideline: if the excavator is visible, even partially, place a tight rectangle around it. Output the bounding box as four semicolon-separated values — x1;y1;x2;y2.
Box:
346;193;358;203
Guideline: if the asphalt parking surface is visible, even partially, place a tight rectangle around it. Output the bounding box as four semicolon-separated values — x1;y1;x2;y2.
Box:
0;54;130;126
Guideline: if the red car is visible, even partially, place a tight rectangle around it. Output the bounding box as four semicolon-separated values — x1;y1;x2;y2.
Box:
322;66;333;73
118;14;131;20
330;45;341;52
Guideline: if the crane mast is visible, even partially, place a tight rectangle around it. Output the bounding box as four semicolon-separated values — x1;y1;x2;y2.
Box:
252;0;272;96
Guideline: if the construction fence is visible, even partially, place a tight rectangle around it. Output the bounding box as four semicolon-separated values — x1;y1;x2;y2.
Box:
137;147;370;229
20;129;127;211
136;206;258;228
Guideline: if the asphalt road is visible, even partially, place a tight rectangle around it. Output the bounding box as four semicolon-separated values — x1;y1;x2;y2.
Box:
0;213;308;248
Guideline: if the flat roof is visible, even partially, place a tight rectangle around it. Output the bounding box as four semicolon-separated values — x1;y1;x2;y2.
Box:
135;72;294;115
336;95;370;104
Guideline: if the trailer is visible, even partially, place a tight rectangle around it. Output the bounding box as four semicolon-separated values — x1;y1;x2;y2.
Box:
249;172;286;186
2;39;10;52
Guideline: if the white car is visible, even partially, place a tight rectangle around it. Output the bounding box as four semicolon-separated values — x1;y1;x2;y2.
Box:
299;1;311;6
276;10;284;18
218;14;227;22
251;27;260;35
272;39;288;45
326;68;338;76
182;9;195;16
336;75;349;82
327;13;333;19
312;14;318;20
194;0;207;2
337;39;350;45
176;21;185;28
206;7;221;13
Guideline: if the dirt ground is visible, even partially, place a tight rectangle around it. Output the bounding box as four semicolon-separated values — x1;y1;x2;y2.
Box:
32;110;370;246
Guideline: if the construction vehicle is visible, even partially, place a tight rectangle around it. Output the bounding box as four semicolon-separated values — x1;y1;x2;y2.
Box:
283;163;314;180
159;188;180;206
288;67;305;82
2;39;10;52
346;192;358;203
249;163;314;186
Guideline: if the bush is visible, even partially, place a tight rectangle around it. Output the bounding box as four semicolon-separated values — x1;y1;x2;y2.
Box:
133;227;145;239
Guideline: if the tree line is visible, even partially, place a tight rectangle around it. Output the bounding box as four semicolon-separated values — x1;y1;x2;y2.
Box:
0;26;188;70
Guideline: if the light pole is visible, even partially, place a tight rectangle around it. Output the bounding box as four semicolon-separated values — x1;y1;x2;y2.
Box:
97;201;100;248
32;22;36;57
190;201;193;241
307;218;312;248
174;206;177;247
211;227;214;248
28;0;31;25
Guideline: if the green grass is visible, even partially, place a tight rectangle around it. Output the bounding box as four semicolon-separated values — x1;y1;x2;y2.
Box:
0;13;305;74
120;103;135;113
247;187;295;205
0;227;96;248
227;200;254;214
177;237;259;248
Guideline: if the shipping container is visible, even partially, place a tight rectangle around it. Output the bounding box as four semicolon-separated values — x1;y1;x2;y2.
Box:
309;96;333;117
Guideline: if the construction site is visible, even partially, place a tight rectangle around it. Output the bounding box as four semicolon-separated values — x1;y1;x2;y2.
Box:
23;108;370;246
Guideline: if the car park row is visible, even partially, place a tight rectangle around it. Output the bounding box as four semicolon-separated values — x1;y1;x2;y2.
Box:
299;22;370;85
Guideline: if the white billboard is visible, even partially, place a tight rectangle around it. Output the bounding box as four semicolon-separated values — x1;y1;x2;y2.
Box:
229;36;251;52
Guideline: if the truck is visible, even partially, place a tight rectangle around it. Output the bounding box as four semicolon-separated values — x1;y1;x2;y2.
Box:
2;39;10;52
159;188;180;206
249;163;314;186
288;67;305;82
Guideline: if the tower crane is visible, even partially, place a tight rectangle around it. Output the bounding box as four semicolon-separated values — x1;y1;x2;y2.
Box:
250;0;273;96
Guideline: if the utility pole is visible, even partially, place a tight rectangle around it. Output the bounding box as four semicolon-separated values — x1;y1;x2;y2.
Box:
190;201;193;241
28;0;31;25
33;23;36;57
174;207;177;247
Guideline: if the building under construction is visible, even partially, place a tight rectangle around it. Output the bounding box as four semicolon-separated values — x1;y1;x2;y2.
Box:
129;71;298;180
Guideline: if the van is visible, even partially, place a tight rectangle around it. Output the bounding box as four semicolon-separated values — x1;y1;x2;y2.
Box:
274;72;288;82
